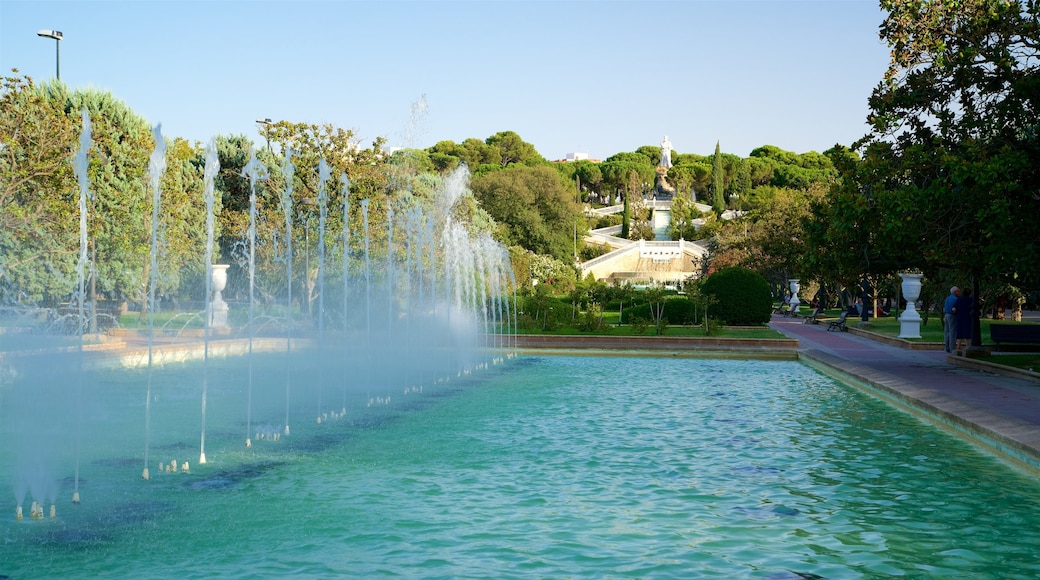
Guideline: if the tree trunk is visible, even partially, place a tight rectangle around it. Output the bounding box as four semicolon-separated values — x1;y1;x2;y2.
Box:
138;255;150;324
970;276;982;348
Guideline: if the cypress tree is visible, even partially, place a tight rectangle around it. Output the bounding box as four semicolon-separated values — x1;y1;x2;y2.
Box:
620;187;630;238
711;140;725;214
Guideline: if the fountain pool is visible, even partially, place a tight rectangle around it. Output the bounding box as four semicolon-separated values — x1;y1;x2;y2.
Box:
3;353;1040;578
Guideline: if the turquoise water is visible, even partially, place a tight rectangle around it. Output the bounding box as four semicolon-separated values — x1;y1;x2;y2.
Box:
3;354;1040;578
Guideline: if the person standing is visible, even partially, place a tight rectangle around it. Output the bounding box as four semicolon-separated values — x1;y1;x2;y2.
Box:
944;286;961;353
955;287;974;352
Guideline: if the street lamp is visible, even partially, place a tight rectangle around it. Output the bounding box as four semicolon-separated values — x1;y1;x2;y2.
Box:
256;117;273;152
36;29;62;80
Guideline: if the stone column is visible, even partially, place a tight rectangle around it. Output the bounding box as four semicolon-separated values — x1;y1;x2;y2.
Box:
898;273;922;338
208;264;230;329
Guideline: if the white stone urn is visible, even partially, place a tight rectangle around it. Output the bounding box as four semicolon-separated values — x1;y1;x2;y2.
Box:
898;272;923;338
208;264;230;329
788;279;801;315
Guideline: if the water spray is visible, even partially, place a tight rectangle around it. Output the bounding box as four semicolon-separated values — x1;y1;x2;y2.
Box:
280;148;296;437
143;123;167;481
71;108;93;503
200;138;220;466
316;159;331;425
242;148;269;448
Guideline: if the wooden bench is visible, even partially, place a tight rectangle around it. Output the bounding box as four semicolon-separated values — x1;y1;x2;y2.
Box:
989;324;1040;351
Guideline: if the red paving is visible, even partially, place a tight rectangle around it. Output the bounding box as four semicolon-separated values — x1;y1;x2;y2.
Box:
771;315;1040;475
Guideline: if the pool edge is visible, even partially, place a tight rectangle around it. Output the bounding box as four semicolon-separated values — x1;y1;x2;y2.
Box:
799;349;1040;479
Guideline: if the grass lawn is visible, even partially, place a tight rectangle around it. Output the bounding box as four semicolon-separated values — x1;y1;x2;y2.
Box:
986;354;1040;373
835;311;946;342
119;311;206;329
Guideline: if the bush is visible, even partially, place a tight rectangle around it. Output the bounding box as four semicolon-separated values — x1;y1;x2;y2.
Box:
631;316;651;335
591;214;622;229
578;304;606;332
700;267;773;325
520;290;569;331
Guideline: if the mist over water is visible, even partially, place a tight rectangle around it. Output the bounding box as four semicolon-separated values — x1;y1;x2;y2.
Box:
1;110;518;531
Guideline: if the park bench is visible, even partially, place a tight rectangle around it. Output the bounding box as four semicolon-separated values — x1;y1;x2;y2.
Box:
826;310;849;332
989;323;1040;352
802;306;826;325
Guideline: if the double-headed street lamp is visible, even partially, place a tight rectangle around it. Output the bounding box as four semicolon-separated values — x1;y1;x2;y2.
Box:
256;118;273;152
36;29;63;80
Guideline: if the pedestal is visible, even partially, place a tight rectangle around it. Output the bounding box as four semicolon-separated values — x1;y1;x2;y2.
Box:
898;273;923;339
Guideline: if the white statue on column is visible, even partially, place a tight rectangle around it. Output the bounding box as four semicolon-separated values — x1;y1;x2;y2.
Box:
659;135;673;168
209;264;230;329
788;279;801;316
898;273;923;338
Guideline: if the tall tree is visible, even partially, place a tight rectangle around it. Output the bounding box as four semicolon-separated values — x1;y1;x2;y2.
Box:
0;73;77;304
601;158;655;206
711;141;725;214
635;145;663;167
824;0;1040;294
251;121;388;307
58;86;153;308
157;137;209;302
485;131;542;166
470;165;583;260
620;190;631;238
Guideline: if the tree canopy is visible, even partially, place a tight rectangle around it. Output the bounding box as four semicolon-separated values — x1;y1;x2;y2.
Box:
470;164;584;261
808;0;1040;293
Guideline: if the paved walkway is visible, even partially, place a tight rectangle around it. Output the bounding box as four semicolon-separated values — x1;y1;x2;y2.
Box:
770;315;1040;477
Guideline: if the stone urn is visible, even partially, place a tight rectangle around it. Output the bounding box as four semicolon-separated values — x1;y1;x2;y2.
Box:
788;279;801;316
898;272;923;338
208;264;230;329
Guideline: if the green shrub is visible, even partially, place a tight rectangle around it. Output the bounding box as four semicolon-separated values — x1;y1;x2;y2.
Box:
700;267;773;325
578;304;607;332
520;291;569;331
592;214;622;229
631;316;650;335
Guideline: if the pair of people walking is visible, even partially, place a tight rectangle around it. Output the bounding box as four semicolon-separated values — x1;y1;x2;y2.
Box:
943;285;974;353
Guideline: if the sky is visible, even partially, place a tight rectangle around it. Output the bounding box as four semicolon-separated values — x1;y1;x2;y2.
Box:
1;0;891;161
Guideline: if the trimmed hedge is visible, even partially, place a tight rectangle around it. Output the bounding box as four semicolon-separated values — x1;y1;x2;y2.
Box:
701;267;773;325
620;297;697;325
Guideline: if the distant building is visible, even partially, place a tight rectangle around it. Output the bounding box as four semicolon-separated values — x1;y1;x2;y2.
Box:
553;152;602;163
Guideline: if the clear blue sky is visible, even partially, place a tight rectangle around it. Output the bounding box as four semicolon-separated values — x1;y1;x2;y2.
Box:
1;0;890;160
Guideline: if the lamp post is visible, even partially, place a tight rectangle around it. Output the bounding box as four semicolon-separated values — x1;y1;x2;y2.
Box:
256;118;273;152
37;29;63;80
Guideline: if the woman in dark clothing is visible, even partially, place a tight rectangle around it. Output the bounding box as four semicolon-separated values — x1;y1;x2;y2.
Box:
955;287;974;351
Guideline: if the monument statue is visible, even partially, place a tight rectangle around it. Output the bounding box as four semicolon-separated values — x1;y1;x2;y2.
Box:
659;135;673;168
